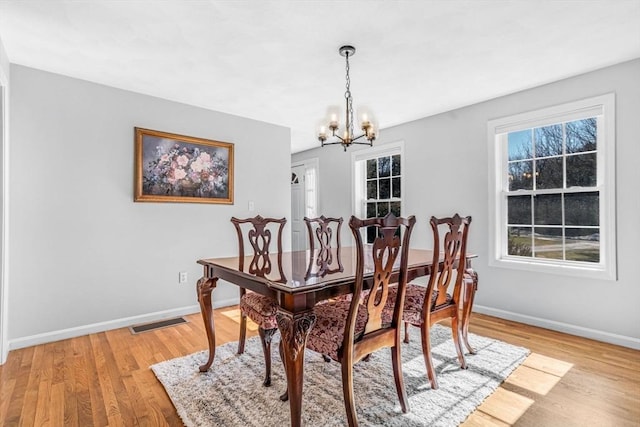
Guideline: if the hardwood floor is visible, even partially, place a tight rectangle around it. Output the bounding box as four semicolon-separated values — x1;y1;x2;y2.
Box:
0;309;638;426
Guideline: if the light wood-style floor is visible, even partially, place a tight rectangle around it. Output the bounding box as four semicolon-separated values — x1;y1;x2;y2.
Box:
0;308;638;426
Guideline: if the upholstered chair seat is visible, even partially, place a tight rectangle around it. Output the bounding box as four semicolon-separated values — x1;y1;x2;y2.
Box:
306;301;370;361
239;292;279;330
385;286;451;325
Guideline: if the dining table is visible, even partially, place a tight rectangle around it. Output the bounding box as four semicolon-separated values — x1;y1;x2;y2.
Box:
196;246;478;427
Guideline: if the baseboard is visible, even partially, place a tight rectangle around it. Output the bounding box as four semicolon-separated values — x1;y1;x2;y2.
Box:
14;300;637;352
474;304;640;350
8;297;239;351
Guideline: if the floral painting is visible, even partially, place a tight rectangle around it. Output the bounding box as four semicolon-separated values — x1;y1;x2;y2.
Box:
134;128;234;204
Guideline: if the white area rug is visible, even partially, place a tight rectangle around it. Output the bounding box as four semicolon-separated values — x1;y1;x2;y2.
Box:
151;324;529;426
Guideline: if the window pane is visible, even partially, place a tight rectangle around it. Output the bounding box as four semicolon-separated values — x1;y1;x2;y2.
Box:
536;158;563;189
367;226;376;244
377;202;389;217
508;161;533;191
507;195;531;225
565;192;599;226
534;194;562;225
367;180;377;199
508;130;533;161
508;227;532;256
566;118;597;154
392;177;401;198
534;124;562;157
379;178;390;199
392;155;401;176
378;156;391;177
566;153;596;187
565;228;600;262
366;202;376;218
366;159;377;179
533;227;563;260
390;201;401;217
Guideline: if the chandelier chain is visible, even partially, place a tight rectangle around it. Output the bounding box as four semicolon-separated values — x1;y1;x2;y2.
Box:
344;52;354;140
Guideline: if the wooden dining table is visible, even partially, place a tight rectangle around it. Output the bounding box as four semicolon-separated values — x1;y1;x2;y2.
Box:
196;246;477;427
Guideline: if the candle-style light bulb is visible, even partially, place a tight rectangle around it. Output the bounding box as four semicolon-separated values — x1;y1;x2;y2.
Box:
329;113;339;132
367;125;376;140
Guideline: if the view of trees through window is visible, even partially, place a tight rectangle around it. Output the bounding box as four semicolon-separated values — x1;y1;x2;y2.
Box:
506;117;600;263
365;154;401;243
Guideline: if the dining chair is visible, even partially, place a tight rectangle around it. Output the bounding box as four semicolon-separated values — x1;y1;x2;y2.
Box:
286;213;416;426
389;214;472;390
232;215;286;387
303;215;344;279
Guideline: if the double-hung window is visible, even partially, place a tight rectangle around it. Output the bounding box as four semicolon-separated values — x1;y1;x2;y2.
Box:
488;94;616;280
352;141;404;243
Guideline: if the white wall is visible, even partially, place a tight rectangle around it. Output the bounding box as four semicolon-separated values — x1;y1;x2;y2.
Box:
0;34;10;363
8;65;291;347
293;59;640;349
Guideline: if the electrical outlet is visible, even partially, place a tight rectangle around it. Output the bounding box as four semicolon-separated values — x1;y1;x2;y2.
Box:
248;200;255;211
179;271;188;284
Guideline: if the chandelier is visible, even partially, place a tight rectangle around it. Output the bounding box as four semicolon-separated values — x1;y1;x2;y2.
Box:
318;45;376;151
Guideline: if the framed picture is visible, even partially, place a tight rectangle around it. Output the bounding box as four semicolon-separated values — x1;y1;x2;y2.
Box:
134;127;234;204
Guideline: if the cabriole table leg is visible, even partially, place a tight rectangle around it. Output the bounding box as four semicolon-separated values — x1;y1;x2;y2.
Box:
461;268;478;354
276;310;317;427
197;276;218;372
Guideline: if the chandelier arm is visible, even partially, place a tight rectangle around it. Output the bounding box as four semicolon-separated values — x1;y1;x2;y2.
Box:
321;140;347;147
350;134;374;144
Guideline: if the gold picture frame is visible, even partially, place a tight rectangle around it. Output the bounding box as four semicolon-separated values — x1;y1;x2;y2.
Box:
134;127;234;204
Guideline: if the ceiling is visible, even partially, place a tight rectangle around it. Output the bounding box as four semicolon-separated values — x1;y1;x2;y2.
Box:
0;1;639;154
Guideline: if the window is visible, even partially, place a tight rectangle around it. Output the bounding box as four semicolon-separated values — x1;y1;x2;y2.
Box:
488;94;616;280
352;141;404;243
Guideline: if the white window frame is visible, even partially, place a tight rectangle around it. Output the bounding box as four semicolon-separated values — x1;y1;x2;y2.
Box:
351;140;405;218
488;94;616;280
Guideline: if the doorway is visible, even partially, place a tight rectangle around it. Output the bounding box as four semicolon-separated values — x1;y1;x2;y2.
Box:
291;159;319;251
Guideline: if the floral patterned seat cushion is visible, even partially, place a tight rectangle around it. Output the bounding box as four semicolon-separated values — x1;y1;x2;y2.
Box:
384;284;452;325
239;291;279;330
306;300;370;361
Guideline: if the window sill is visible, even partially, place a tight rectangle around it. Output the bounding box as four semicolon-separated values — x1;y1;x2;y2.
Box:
489;256;616;281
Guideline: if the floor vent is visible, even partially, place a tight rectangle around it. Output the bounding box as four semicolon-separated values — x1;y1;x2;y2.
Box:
130;317;187;334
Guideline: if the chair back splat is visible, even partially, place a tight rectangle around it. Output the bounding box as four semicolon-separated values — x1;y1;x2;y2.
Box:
304;215;344;279
231;215;286;280
347;214;416;359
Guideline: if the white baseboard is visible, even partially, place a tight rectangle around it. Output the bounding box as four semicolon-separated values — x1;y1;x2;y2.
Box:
8;297;239;351
13;299;637;353
474;304;640;350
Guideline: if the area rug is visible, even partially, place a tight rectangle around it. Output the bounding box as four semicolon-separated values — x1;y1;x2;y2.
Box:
151;324;529;426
